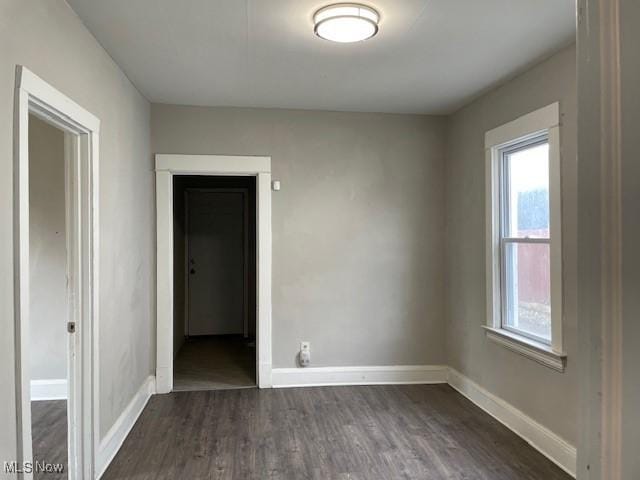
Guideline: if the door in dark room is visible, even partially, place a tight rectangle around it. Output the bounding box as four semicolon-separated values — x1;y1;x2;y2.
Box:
172;175;257;392
187;189;247;337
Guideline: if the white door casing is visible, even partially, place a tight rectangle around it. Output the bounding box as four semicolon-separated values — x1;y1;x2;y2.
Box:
155;154;272;392
14;66;99;480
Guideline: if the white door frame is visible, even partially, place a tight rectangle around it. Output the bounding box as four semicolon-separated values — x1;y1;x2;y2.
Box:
577;0;625;478
13;66;99;479
155;154;272;392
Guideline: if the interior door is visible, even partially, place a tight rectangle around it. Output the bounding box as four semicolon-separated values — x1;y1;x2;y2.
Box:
187;190;245;336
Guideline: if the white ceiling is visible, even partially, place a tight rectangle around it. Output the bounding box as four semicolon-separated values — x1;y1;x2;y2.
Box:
66;0;576;114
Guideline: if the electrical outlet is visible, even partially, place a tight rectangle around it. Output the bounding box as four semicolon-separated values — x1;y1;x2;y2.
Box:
299;341;311;367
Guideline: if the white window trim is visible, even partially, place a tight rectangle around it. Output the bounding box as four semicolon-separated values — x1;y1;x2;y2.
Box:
485;103;566;372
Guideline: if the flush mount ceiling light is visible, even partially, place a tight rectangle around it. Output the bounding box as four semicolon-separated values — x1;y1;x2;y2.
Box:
313;3;380;43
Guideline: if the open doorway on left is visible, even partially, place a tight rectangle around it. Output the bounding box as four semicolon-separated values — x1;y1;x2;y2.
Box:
29;114;69;479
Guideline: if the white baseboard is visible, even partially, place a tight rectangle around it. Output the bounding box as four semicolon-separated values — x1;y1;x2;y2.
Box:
271;365;448;388
96;375;156;479
30;379;67;401
447;368;576;477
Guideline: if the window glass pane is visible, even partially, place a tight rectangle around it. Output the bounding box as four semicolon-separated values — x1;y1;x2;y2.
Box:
503;242;551;342
504;142;549;238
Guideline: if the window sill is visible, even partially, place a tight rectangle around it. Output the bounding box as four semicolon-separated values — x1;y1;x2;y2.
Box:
482;326;567;372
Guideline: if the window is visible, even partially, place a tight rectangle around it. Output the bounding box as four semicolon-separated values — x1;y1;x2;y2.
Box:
485;103;565;371
500;137;551;343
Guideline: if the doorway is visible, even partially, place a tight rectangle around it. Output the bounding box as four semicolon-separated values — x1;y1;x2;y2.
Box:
172;177;257;391
28;114;69;479
155;154;272;393
14;66;99;480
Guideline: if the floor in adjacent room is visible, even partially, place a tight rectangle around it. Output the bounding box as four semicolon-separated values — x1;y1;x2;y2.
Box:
31;400;68;480
173;335;256;391
102;384;571;480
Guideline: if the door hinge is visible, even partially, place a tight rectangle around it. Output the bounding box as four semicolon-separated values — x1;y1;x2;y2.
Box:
67;322;76;333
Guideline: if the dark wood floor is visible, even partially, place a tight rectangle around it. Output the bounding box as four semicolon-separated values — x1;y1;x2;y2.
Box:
31;400;68;479
173;335;256;391
103;384;571;480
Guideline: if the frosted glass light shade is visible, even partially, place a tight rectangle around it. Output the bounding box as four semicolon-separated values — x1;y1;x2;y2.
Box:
314;4;380;43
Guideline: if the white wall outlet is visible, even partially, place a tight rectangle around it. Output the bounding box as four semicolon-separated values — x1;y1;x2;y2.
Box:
299;341;311;367
272;180;281;191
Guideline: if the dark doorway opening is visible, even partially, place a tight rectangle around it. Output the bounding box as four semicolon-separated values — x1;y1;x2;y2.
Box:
172;176;257;391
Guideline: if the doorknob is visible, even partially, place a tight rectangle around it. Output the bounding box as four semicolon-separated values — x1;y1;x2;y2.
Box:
190;268;196;274
67;322;76;333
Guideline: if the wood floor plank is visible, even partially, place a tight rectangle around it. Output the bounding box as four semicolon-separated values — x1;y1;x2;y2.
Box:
102;384;572;480
31;400;68;480
173;335;256;392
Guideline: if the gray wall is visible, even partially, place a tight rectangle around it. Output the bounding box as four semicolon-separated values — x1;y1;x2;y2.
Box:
445;44;578;445
28;115;67;382
152;106;447;368
0;0;154;463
